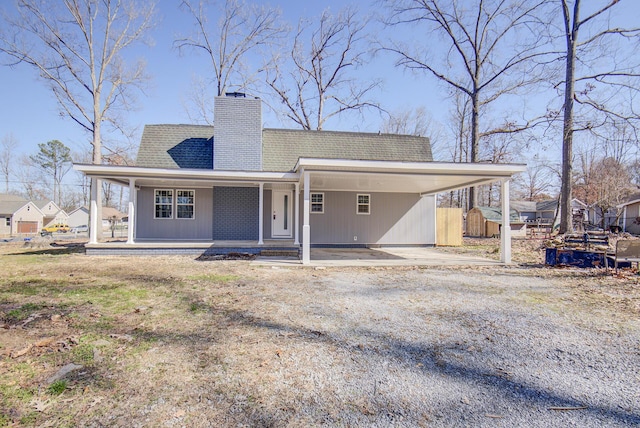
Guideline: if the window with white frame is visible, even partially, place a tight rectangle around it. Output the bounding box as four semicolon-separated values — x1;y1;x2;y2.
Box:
5;217;10;227
176;190;195;219
357;194;370;215
155;189;173;219
311;193;324;213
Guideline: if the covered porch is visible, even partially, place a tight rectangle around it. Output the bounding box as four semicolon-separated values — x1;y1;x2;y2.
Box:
74;160;526;264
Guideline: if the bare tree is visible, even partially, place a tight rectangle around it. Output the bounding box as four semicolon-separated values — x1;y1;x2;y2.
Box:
175;0;285;124
265;7;381;131
17;155;47;201
383;0;551;209
513;157;559;201
381;106;443;154
574;157;634;228
0;133;18;193
556;0;640;233
0;0;155;238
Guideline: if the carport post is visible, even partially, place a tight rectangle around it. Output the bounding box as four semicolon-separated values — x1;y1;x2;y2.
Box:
501;178;512;263
89;180;98;245
302;171;310;264
127;178;136;244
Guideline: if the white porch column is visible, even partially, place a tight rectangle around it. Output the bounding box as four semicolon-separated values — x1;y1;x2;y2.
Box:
500;178;512;264
258;183;264;245
623;206;627;232
89;178;98;244
127;178;136;244
294;182;300;245
302;171;311;264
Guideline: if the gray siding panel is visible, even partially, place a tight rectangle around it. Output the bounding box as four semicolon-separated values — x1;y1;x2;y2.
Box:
212;187;259;240
136;187;213;240
264;189;272;238
301;191;435;245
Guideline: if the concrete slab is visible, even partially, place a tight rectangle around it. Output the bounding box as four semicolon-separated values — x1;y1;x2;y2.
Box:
252;247;501;267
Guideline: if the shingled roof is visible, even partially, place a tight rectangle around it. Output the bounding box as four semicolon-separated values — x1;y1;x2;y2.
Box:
136;124;214;169
262;128;432;171
135;124;432;172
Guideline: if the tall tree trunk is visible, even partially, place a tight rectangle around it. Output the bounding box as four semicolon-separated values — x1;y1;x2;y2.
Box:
469;91;480;210
559;0;579;234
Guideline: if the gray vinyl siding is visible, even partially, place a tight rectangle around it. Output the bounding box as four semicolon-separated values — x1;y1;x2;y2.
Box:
264;189;272;238
623;203;640;234
301;191;435;245
136;187;213;240
212;187;259;240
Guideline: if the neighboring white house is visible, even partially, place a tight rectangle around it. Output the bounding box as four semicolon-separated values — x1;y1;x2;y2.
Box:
34;200;69;227
0;194;45;236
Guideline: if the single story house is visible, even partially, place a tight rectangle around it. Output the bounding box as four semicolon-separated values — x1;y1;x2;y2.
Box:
67;206;89;228
0;194;44;236
510;199;559;224
466;207;526;238
68;205;126;229
618;193;640;234
74;94;526;263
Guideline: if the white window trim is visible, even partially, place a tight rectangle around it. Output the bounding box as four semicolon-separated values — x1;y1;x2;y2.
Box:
176;189;196;220
356;194;370;215
154;189;174;219
311;192;324;214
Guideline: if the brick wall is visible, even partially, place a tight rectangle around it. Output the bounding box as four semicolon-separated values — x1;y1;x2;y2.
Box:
212;187;259;240
213;95;262;171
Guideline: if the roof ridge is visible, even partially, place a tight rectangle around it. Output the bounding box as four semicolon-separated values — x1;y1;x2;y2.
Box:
263;128;428;139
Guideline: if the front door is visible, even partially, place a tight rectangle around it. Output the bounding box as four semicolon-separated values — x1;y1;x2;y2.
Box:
272;190;293;238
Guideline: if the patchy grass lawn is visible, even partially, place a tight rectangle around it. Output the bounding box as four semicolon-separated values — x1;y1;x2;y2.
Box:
1;240;639;427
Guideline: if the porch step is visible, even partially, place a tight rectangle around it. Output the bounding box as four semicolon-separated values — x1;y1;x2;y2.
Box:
259;249;300;258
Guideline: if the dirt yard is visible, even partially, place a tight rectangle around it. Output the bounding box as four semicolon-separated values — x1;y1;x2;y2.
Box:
1;239;639;427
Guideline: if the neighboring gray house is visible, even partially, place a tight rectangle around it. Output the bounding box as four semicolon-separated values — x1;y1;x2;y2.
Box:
68;205;126;229
74;94;526;263
617;193;640;234
511;199;558;224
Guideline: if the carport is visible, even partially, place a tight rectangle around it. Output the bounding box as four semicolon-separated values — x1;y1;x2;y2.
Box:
295;159;527;264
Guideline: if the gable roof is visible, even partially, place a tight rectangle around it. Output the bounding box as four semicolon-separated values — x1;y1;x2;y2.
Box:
0;193;27;203
0;200;43;217
510;201;536;213
262;129;432;171
474;206;522;223
136;124;214;169
135;124;432;172
0;200;29;216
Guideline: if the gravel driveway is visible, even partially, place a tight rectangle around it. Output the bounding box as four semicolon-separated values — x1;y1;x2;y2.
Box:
101;263;639;428
208;267;635;428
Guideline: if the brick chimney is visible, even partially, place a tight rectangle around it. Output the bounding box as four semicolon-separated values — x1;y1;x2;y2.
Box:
213;93;262;171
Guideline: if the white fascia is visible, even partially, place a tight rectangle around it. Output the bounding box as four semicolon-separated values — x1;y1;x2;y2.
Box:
294;158;527;177
73;163;299;182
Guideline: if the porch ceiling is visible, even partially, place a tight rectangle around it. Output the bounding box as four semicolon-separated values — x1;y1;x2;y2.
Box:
73;160;527;195
297;158;527;195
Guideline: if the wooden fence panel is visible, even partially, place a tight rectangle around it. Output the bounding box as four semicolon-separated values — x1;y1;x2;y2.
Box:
436;208;463;246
